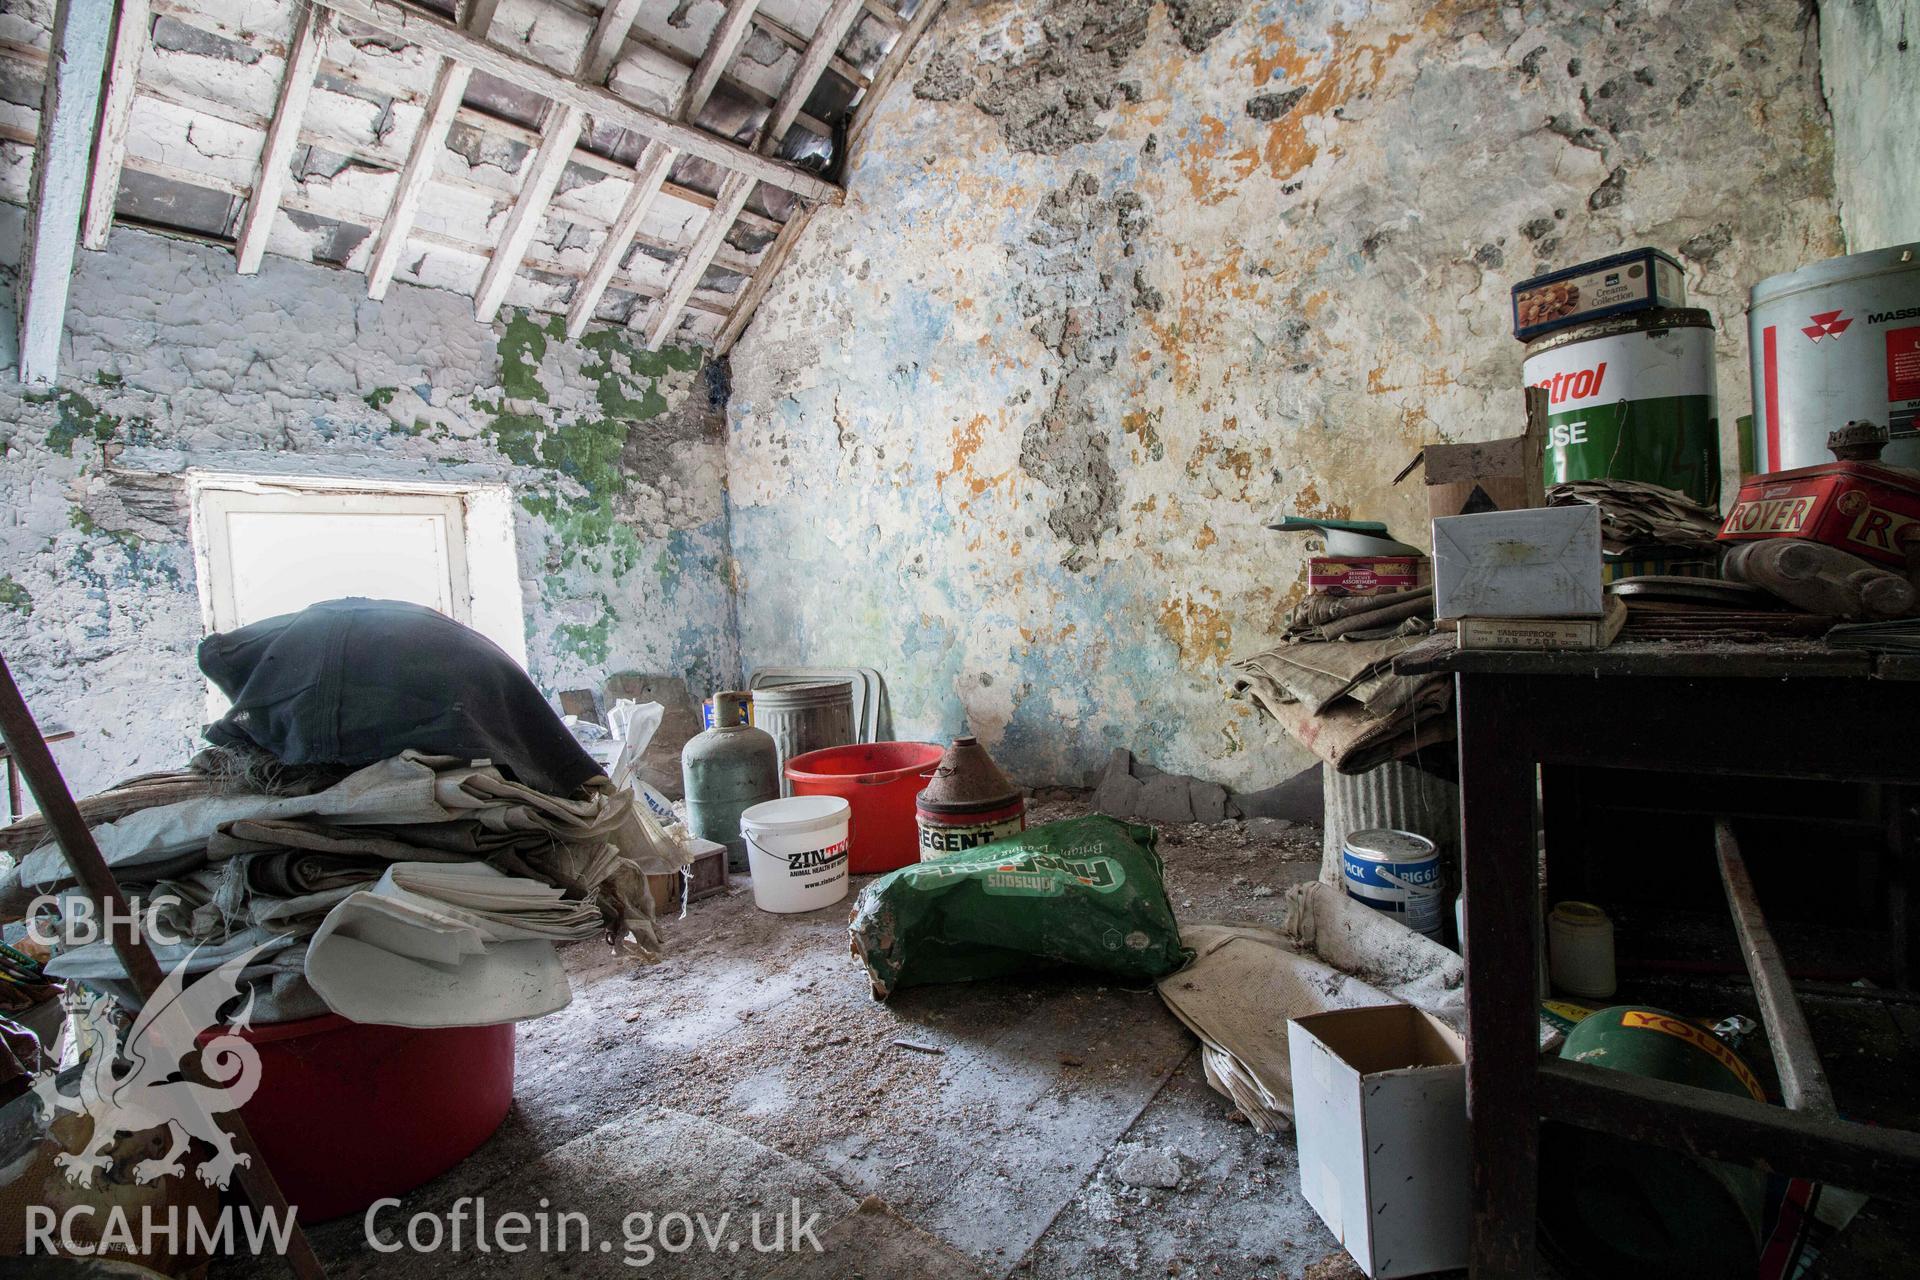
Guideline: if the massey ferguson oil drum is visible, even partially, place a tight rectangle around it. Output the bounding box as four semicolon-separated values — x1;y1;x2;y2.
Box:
1748;243;1920;472
1523;307;1721;507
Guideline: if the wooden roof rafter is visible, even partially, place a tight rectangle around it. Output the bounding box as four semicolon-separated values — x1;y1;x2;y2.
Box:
12;0;949;379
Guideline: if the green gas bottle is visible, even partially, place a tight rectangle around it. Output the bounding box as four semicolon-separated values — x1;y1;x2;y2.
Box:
681;691;778;871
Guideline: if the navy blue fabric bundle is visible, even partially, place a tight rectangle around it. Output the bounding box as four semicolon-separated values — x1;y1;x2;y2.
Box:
199;598;599;799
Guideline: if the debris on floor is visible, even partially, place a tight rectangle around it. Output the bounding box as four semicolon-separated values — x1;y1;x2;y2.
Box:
1156;881;1502;1135
1089;748;1323;825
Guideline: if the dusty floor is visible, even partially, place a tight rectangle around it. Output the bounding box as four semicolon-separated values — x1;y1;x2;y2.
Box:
229;797;1355;1279
207;790;1920;1278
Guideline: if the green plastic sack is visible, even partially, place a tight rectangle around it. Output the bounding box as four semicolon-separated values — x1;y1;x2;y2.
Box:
848;815;1192;999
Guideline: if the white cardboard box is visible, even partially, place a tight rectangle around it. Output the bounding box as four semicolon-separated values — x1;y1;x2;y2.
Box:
1287;1006;1469;1279
1431;504;1603;620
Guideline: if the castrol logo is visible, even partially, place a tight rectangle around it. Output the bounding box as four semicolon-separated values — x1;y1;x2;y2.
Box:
1530;361;1609;405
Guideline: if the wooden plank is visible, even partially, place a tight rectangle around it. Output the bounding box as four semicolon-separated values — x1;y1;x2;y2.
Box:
709;0;938;354
568;0;759;339
1456;673;1542;1280
79;0;150;250
1538;1057;1920;1202
634;0;854;347
643;170;753;348
682;0;762;123
232;1;328;274
846;0;945;152
445;103;782;234
1715;819;1837;1115
713;200;811;355
365;0;503;300
16;0;114;387
750;8;868;90
1395;638;1871;681
471;0;643;321
0;657;329;1280
759;0;865;154
565;140;675;339
322;0;843;203
471;106;582;320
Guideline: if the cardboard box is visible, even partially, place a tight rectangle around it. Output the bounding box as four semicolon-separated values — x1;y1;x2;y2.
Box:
1399;388;1548;522
1456;595;1627;651
1288;1006;1469;1279
1308;556;1431;595
1433;504;1604;620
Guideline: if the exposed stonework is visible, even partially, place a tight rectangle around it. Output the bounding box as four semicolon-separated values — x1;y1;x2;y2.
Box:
727;0;1842;790
914;50;976;101
0;215;735;798
1166;0;1245;53
971;1;1154;153
1014;171;1156;563
1245;85;1306;119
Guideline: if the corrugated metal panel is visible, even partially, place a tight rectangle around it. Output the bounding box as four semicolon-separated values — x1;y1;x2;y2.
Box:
1321;760;1459;885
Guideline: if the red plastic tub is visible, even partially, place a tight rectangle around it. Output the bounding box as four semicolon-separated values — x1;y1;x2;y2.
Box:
785;741;943;873
201;1014;513;1222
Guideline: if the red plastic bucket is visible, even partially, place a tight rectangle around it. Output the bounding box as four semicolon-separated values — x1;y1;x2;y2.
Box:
200;1014;513;1222
785;741;943;873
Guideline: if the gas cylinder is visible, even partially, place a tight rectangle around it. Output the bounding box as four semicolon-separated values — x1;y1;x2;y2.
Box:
915;735;1025;859
682;692;779;871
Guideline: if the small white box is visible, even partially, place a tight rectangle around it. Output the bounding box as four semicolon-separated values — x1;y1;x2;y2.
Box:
1287;1006;1469;1279
1432;504;1603;619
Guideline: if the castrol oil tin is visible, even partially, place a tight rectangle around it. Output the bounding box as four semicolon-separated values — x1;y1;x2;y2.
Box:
1748;243;1920;472
916;736;1025;859
1523;307;1720;508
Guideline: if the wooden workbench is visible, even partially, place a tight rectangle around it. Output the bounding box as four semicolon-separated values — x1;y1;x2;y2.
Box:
1394;635;1920;1278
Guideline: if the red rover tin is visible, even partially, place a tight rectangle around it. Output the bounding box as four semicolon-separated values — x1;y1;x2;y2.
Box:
1720;458;1920;567
915;736;1026;859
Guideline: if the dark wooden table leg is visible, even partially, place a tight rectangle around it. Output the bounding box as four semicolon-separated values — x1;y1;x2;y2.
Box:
1457;673;1542;1279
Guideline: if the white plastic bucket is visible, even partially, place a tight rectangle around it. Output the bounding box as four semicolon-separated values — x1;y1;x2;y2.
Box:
740;794;851;913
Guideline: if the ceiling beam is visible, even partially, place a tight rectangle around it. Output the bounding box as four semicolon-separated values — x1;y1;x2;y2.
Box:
233;1;328;273
713;200;811;356
759;0;865;155
715;0;946;356
643;170;754;349
565;139;674;339
682;0;761;124
750;9;868;91
472;0;643;322
16;0;114;387
364;0;502;300
321;0;843;204
846;0;946;153
567;0;763;339
643;0;863;346
79;0;149;251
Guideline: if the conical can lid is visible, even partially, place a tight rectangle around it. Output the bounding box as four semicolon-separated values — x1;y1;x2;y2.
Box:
916;735;1021;815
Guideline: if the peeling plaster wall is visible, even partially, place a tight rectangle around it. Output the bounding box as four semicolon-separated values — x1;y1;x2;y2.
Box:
0;215;735;799
1821;0;1920;250
726;0;1843;790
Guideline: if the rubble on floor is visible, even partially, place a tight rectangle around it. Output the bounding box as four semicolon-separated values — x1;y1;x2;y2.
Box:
1088;748;1323;825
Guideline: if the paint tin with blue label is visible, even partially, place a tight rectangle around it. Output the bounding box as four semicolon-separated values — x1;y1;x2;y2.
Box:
1341;828;1444;941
